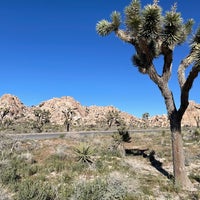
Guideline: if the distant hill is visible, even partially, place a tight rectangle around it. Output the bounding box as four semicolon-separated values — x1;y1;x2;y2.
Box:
0;94;199;129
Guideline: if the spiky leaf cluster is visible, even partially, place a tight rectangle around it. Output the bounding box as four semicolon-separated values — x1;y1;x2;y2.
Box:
162;4;194;47
96;20;113;36
163;11;184;45
190;27;200;66
96;11;121;36
192;44;200;66
111;11;121;28
184;19;194;37
74;144;94;164
139;4;162;39
191;26;200;51
125;0;141;34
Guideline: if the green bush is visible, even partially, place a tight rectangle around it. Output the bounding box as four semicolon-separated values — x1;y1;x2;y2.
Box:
0;166;20;185
17;180;56;200
44;154;68;173
26;165;38;176
193;128;200;140
71;177;127;200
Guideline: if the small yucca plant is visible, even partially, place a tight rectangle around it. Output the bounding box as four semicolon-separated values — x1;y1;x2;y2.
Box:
111;126;131;151
74;144;94;164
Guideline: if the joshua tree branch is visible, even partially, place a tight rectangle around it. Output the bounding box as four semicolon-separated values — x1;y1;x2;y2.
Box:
147;64;162;85
161;46;173;82
179;64;200;116
115;29;135;44
178;55;193;88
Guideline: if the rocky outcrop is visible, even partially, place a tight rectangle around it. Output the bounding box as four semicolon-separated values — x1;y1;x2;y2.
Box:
37;96;87;125
0;94;199;128
182;101;200;127
0;94;28;120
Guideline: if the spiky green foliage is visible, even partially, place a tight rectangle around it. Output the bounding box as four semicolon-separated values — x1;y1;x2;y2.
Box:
192;26;200;44
97;0;194;72
190;27;200;66
191;44;200;66
162;2;194;47
111;11;121;29
74;144;94;164
139;4;162;39
184;19;194;36
97;0;193;49
191;26;200;53
96;11;121;36
125;0;141;34
163;11;184;46
96;20;113;36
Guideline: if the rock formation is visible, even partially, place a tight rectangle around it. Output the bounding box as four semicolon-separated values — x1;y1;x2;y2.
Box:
0;94;28;120
0;94;199;129
182;101;200;127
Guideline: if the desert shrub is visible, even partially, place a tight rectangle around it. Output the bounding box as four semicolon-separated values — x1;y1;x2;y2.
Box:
71;178;107;200
18;152;35;164
59;171;73;183
193;128;200;140
0;134;15;153
44;154;67;173
16;180;56;200
0;184;13;200
70;176;127;200
26;164;38;176
53;183;74;200
0;165;20;185
189;173;200;183
186;192;200;200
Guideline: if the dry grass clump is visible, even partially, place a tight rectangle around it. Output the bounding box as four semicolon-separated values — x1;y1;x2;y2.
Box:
0;184;13;200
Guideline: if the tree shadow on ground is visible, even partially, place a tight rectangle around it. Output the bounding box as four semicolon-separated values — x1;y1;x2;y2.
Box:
125;148;173;180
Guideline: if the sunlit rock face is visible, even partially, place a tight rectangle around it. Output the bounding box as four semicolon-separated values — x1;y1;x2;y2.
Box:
0;94;199;128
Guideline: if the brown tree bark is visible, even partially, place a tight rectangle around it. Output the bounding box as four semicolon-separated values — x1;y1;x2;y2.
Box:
170;116;193;190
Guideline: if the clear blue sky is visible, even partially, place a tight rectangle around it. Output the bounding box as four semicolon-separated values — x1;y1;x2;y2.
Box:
0;0;199;118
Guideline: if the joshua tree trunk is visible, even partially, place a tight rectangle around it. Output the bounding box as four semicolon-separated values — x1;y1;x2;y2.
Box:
156;77;192;189
170;114;192;189
66;123;70;132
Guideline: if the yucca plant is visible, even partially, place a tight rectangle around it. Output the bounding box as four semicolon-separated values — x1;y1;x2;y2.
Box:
74;144;94;164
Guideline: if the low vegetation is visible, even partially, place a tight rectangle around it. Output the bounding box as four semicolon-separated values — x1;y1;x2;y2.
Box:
0;128;199;199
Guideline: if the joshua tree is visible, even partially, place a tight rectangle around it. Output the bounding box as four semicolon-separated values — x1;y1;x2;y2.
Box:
142;112;150;127
0;107;9;126
96;0;200;189
62;108;76;132
106;110;118;128
142;112;149;120
33;109;51;132
194;116;200;128
194;105;200;127
106;110;124;128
